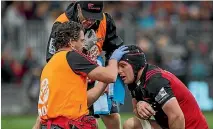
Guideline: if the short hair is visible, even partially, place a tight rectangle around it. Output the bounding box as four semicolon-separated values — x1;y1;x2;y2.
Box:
53;21;84;51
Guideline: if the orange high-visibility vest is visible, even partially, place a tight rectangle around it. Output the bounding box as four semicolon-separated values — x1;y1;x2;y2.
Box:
38;51;88;120
55;13;107;53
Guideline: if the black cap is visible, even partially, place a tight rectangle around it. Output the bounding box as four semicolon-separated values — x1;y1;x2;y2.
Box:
79;1;103;20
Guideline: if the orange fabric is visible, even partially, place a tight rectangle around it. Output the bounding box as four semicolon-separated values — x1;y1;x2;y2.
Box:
54;12;107;54
38;51;88;120
95;13;107;54
54;13;69;23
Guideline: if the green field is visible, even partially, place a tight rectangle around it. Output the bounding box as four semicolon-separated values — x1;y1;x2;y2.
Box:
2;112;213;129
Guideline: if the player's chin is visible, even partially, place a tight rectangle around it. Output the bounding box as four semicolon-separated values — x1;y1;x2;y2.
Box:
124;79;131;84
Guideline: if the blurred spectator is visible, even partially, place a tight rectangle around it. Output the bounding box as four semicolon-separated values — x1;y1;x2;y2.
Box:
22;1;36;20
137;37;155;64
1;46;24;84
33;2;50;21
22;46;38;75
26;67;41;102
3;1;25;48
1;47;15;83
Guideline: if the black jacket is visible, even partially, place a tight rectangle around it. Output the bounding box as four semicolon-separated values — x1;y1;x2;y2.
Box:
46;2;123;62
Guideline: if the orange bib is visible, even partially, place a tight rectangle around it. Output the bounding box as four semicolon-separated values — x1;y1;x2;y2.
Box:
38;51;88;120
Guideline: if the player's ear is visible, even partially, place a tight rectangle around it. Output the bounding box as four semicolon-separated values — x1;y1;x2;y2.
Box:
68;39;75;48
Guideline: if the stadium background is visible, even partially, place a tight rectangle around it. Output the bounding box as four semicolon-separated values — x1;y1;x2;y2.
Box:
1;1;213;129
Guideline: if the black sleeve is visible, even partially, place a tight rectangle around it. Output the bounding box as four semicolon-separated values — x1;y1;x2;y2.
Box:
66;51;98;76
102;13;123;61
46;22;62;62
146;76;175;107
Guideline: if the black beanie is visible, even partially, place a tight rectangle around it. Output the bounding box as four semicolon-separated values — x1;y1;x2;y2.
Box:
120;45;147;80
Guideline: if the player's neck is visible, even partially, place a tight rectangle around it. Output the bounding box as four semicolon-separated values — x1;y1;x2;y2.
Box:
135;68;144;82
57;47;72;52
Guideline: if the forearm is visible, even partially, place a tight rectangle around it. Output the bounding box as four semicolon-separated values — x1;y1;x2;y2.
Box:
168;115;185;129
87;82;108;107
105;59;118;81
32;116;41;129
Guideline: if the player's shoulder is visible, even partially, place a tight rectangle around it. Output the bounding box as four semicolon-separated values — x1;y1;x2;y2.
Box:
146;66;170;90
145;74;170;95
148;75;169;86
66;50;95;63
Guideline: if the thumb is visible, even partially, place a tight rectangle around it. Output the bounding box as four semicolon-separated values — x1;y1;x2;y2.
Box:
85;31;89;38
90;29;96;35
132;98;137;109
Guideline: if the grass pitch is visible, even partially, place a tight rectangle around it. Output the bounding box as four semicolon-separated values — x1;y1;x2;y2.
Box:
2;112;213;129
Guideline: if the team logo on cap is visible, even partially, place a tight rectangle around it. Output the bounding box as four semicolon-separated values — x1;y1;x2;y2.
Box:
88;3;100;10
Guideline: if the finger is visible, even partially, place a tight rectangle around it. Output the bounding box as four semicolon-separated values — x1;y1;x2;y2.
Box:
141;108;153;117
90;29;96;35
132;98;138;109
90;30;97;39
84;31;90;37
145;105;156;115
138;110;150;119
118;45;126;50
122;50;129;54
120;46;128;51
136;104;152;117
134;109;143;119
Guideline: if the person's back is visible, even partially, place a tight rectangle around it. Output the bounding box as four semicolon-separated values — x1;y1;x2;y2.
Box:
39;51;88;120
161;70;208;129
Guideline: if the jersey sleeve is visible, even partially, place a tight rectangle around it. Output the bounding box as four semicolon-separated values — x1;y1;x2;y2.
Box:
146;76;175;107
66;51;98;76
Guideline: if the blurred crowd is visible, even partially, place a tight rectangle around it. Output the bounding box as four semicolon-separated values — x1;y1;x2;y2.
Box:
1;1;213;88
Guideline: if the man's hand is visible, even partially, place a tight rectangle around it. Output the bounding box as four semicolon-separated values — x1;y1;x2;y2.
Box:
84;29;97;51
136;101;156;120
110;45;129;61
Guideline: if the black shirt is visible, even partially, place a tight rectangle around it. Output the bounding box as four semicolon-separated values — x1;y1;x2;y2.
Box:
66;50;98;76
131;65;175;128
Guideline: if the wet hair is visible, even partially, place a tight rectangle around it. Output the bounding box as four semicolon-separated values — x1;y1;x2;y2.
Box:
52;21;84;51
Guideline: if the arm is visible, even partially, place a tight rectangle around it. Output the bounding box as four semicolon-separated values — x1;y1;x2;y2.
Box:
32;116;40;129
147;76;185;129
66;51;117;83
67;46;128;83
162;98;185;129
102;13;123;61
88;59;118;83
87;82;108;107
88;45;128;83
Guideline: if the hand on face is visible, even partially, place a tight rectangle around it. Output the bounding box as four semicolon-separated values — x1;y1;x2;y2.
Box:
84;29;97;51
135;101;156;120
